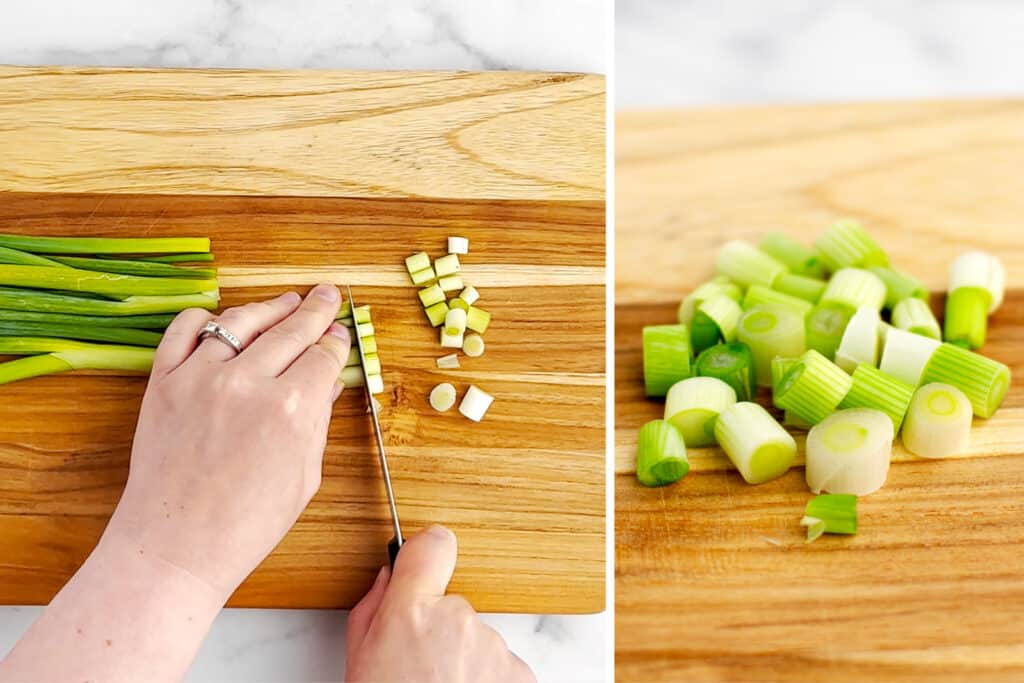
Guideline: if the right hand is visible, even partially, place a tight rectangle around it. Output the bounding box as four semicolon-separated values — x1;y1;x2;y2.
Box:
345;525;537;683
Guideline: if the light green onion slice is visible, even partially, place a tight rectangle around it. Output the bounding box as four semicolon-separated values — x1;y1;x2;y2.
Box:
447;236;469;255
892;297;941;340
944;286;990;349
664;376;737;447
459;384;493;422
716;240;787;288
742;284;813;318
820;268;886;312
814;219;888;271
773;273;827;303
805;408;892;495
903;382;972;458
449;297;470;312
429;383;457;412
434;254;461;278
697;293;742;343
950;251;1005;313
0;310;174;330
353;305;372;325
737;305;806;386
689;311;722;355
0;234;209;255
868;266;928;309
363;354;382;375
440;327;464;349
438;274;464;292
49;255;215;280
677;279;743;325
466;306;491;334
805;301;854;360
436;353;460;369
0;322;161;347
774;349;853;425
354;322;374;338
758;233;826;279
636;419;689;487
838;364;914;432
459;286;480;305
714;401;797;485
771;357;798;408
642;324;691;397
0;265;216;299
418;284;445;308
695;342;755;402
410;267;436;286
424;302;449;327
405;251;430;275
879;327;941;386
0;287;217;315
361;337;378;355
835;306;880;373
462;333;485;357
801;494;857;542
444;307;468;335
920;342;1010;418
367;374;384;395
340;365;365;388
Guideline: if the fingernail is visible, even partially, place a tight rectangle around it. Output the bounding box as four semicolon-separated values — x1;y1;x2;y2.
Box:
277;291;301;306
425;524;454;541
313;284;339;302
331;381;343;402
328;323;350;341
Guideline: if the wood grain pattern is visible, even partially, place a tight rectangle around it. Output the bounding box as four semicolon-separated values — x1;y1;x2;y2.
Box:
616;102;1024;681
0;66;604;200
0;66;605;614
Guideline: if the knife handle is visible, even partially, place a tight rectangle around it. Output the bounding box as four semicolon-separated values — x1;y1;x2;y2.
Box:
388;536;401;569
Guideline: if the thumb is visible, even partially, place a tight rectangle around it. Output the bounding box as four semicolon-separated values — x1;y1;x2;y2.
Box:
346;565;390;657
387;525;458;599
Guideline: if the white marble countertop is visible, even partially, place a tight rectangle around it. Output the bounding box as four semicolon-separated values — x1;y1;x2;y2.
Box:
0;2;607;682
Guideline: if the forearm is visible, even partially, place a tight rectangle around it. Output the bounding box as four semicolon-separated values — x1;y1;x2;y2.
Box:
0;530;225;683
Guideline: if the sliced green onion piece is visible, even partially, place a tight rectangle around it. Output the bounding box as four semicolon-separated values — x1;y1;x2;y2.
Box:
436;353;460;369
944;287;990;349
664;376;737;447
440;327;464;348
0;322;161;347
405;251;431;275
758;233;826;278
892;297;941;340
835;306;880;373
714;402;797;484
642;324;691;397
773;273;826;303
459;384;493;422
689;311;721;355
424;302;449;327
50;255;215;279
0;265;216;299
354;322;374;338
418;284;445;307
0;310;174;330
0;287;217;315
459;286;480;305
353;305;372;324
697;293;742;344
0;345;155;386
677;279;743;325
429;383;457;412
879;327;941;386
462;333;485;357
774;349;853;425
410;267;436;286
466;306;491;334
805;301;854;360
801;494;857;542
742;284;813;318
447;236;469;255
920;342;1010;418
695;342;755;401
814;219;888;271
636;419;689;487
444;307;467;335
821;268;886;312
367;374;384;395
868;266;928;309
438;274;463;293
950;251;1005;313
0;234;209;255
771;357;798;408
838;364;914;432
806;408;892;495
363;354;382;375
361;337;378;355
737;305;806;387
340;365;365;388
434;254;461;277
716;240;787;288
449;297;470;312
903;382;972;458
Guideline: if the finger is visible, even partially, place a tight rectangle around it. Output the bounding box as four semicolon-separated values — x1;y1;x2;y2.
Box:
508;652;537;683
346;565;390;657
191;291;302;363
149;308;215;380
387;525;458;599
238;284;342;376
281;323;351;397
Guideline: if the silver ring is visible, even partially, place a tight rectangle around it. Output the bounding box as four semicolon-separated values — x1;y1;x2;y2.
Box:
198;320;243;354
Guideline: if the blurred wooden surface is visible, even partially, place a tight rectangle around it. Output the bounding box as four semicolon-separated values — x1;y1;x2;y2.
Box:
616;101;1024;681
0;66;605;614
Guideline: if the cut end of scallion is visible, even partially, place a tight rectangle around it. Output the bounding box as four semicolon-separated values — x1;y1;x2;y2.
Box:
920;342;1010;418
695;342;755;402
902;382;972;458
774;349;853;425
737;305;806;387
459;384;493;422
801;494;857;542
716;240;787;289
815;220;889;271
447;236;469;255
643;324;692;397
636;419;689;487
462;333;485;357
714;402;796;485
429;383;457;412
664;376;737;447
805;408;892;495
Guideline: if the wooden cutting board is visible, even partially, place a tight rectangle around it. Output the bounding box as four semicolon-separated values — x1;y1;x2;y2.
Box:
616;102;1024;681
0;67;605;613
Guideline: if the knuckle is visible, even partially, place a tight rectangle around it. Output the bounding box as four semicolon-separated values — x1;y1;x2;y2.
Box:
266;325;309;349
307;343;342;370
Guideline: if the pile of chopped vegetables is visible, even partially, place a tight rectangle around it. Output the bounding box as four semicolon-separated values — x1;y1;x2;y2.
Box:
337;302;385;395
637;220;1011;542
405;237;494;422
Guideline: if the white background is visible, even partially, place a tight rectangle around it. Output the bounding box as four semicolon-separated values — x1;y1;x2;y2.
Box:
0;2;607;682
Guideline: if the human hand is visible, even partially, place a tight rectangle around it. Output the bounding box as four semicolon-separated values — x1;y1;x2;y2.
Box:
104;284;351;598
345;525;537;683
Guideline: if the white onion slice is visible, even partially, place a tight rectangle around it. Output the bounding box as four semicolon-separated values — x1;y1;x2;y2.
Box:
806;408;893;495
448;236;469;255
459;385;494;422
429;383;457;412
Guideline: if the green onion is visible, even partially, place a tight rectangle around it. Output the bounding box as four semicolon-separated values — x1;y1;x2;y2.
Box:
436;353;460;369
695;342;755;402
361;337;378;355
892;297;941;340
677;279;743;325
466;306;491;334
0;343;155;386
0;287;217;315
424;302;450;327
736;305;806;386
405;252;431;276
814;219;888;271
49;256;215;279
920;342;1010;418
758;233;826;278
137;253;215;264
463;333;485;357
636;419;689;487
0;246;64;267
879;327;941;386
449;297;470;312
663;376;737;447
838;364;914;432
435;254;461;278
418;284;445;307
950;251;1005;313
0;322;161;347
696;294;742;343
820;268;886;311
0;310;174;330
429;383;457;412
459;285;480;305
716;240;787;288
642;324;691;397
805;408;892;495
438;274;463;292
784;410;813;430
902;383;973;458
943;287;990;349
771;357;798;408
459;385;493;422
774;349;853;425
689;311;722;355
835;306;880;373
444;307;467;335
805;301;854;360
742;284;813;318
714;401;797;484
448;236;469;255
410;267;436;286
0;265;217;299
0;234;210;255
773;273;826;303
867;266;928;309
801;494;857;542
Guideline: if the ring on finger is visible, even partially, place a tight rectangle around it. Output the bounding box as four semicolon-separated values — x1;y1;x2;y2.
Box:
197;320;244;355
